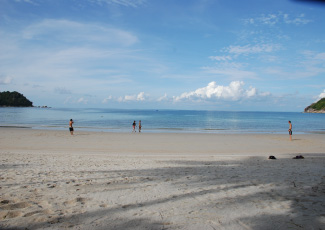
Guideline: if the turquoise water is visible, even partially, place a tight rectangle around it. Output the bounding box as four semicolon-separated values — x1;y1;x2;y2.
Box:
0;107;324;134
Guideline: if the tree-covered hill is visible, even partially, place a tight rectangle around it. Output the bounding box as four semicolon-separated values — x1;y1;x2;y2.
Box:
0;91;33;107
304;98;325;113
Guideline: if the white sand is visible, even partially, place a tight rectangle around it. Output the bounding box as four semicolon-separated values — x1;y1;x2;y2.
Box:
0;128;324;229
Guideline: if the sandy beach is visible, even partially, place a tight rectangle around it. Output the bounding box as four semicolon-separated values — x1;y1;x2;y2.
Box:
0;128;324;230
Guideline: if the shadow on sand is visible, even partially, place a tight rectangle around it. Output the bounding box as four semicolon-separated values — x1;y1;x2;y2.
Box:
1;154;324;230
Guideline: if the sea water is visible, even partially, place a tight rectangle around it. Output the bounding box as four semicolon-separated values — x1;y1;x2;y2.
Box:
0;107;324;134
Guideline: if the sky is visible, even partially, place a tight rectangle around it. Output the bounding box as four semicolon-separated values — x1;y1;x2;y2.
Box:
0;0;325;111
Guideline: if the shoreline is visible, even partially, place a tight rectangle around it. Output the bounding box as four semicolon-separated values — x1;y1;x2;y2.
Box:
1;125;325;135
1;128;324;229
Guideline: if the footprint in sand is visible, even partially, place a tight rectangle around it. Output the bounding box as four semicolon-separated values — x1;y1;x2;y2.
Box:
23;210;42;217
99;203;108;208
0;201;31;210
0;199;33;220
0;200;10;205
63;200;75;206
23;209;52;217
63;197;89;207
0;210;23;219
76;197;87;204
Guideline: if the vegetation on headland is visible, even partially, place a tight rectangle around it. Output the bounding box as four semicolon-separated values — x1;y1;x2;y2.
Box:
0;91;33;107
304;98;325;113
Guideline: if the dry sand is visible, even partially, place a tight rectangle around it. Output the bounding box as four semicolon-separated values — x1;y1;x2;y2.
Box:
0;128;324;230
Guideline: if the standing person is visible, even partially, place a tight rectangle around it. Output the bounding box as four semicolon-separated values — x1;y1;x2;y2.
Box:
288;121;292;141
138;120;142;133
69;119;74;135
132;120;137;132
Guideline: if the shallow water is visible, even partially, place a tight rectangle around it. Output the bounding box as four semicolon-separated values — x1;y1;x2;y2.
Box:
0;107;324;134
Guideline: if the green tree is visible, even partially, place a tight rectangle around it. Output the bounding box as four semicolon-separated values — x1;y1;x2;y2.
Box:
0;91;33;107
310;98;325;110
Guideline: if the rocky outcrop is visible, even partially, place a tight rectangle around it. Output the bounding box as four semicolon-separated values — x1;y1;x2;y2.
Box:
304;107;325;113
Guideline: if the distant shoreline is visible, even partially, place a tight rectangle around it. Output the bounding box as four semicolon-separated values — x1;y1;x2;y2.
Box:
0;106;50;108
0;106;33;108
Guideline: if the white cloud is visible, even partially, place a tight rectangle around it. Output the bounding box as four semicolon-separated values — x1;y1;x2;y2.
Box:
118;92;147;102
22;19;138;46
260;14;279;26
137;92;145;101
89;0;146;8
14;0;36;4
314;53;325;61
209;55;232;61
14;0;146;7
0;76;13;85
246;87;257;97
244;12;312;26
283;13;312;25
157;93;168;102
102;96;113;103
225;44;280;56
319;90;325;99
0;19;144;91
77;97;88;104
174;81;268;102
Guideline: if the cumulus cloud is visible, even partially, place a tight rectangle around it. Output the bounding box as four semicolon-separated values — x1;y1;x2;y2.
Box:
174;81;268;102
318;90;325;99
118;92;147;102
137;92;146;101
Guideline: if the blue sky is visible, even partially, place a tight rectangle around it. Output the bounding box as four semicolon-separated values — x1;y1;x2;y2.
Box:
0;0;325;111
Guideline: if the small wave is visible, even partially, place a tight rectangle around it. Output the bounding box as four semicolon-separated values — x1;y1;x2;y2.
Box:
155;128;185;130
0;125;31;129
203;128;227;131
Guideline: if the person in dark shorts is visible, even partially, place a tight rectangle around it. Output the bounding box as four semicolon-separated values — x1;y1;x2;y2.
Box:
132;120;136;132
288;120;292;141
69;119;74;135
